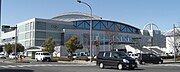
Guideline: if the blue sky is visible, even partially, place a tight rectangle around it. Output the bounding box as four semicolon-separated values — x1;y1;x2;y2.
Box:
2;0;180;31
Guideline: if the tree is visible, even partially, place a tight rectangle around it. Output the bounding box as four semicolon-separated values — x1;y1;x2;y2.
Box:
65;36;83;57
4;43;13;55
41;37;55;53
4;43;25;55
0;45;3;52
11;43;25;52
105;30;119;51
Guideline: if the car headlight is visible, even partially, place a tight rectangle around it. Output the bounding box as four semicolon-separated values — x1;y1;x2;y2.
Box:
123;59;129;63
161;58;163;60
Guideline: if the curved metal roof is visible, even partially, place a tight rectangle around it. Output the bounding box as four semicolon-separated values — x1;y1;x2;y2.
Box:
51;12;102;22
51;12;140;34
73;20;140;34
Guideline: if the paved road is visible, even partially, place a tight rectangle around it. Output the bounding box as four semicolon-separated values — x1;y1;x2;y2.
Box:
0;62;180;72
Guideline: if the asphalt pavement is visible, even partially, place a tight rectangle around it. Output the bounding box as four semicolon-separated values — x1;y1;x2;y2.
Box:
1;58;180;72
0;62;180;72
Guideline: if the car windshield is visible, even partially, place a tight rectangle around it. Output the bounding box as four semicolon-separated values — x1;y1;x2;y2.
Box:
135;54;138;56
11;54;15;55
117;52;129;58
42;53;50;55
72;54;77;56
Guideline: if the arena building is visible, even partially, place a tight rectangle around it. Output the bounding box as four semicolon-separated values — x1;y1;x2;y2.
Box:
0;12;166;56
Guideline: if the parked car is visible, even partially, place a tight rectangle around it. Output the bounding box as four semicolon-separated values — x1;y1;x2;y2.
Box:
0;54;6;59
129;53;139;59
72;53;78;58
137;53;163;64
35;52;51;62
9;53;17;59
96;51;138;70
72;52;89;59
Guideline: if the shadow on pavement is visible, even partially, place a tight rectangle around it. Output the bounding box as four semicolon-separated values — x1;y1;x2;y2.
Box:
0;69;34;72
125;68;144;71
163;62;180;64
104;67;144;71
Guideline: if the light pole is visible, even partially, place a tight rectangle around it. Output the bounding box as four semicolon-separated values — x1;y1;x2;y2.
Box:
0;0;1;29
173;24;176;62
15;25;17;62
77;0;93;62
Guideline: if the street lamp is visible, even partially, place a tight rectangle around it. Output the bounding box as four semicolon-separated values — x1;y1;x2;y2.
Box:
173;24;176;62
77;0;93;62
15;25;18;62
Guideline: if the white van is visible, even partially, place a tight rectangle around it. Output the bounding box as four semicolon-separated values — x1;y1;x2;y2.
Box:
129;53;139;59
9;53;16;59
35;52;51;62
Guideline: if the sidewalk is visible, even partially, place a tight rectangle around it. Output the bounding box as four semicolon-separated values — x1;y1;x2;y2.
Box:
57;60;96;65
1;58;180;65
163;59;180;64
0;57;36;63
57;59;180;65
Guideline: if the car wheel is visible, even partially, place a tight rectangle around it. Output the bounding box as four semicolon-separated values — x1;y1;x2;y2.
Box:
159;61;163;64
141;61;145;65
99;63;104;69
47;59;51;62
130;67;135;70
117;64;123;70
36;59;39;62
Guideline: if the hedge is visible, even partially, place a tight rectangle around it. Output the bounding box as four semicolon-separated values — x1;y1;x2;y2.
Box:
160;55;180;59
51;57;96;61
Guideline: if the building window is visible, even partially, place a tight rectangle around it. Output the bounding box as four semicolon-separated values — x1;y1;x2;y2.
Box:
25;23;30;31
35;40;44;46
35;31;46;38
30;22;34;30
36;21;46;30
25;41;30;47
25;32;30;39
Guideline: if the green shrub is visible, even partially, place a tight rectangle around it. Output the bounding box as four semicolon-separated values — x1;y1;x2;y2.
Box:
160;55;180;59
58;57;71;61
51;57;71;61
176;56;180;61
51;57;60;62
74;58;90;61
52;57;96;61
160;56;174;59
92;58;96;61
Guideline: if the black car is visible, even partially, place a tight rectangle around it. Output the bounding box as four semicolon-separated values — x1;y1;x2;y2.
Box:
96;51;138;70
137;53;163;64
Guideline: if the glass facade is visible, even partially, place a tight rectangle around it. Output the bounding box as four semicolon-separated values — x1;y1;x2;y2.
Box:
16;18;141;49
62;28;139;52
34;21;69;46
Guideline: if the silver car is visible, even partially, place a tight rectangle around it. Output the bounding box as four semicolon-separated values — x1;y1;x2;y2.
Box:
0;54;6;59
